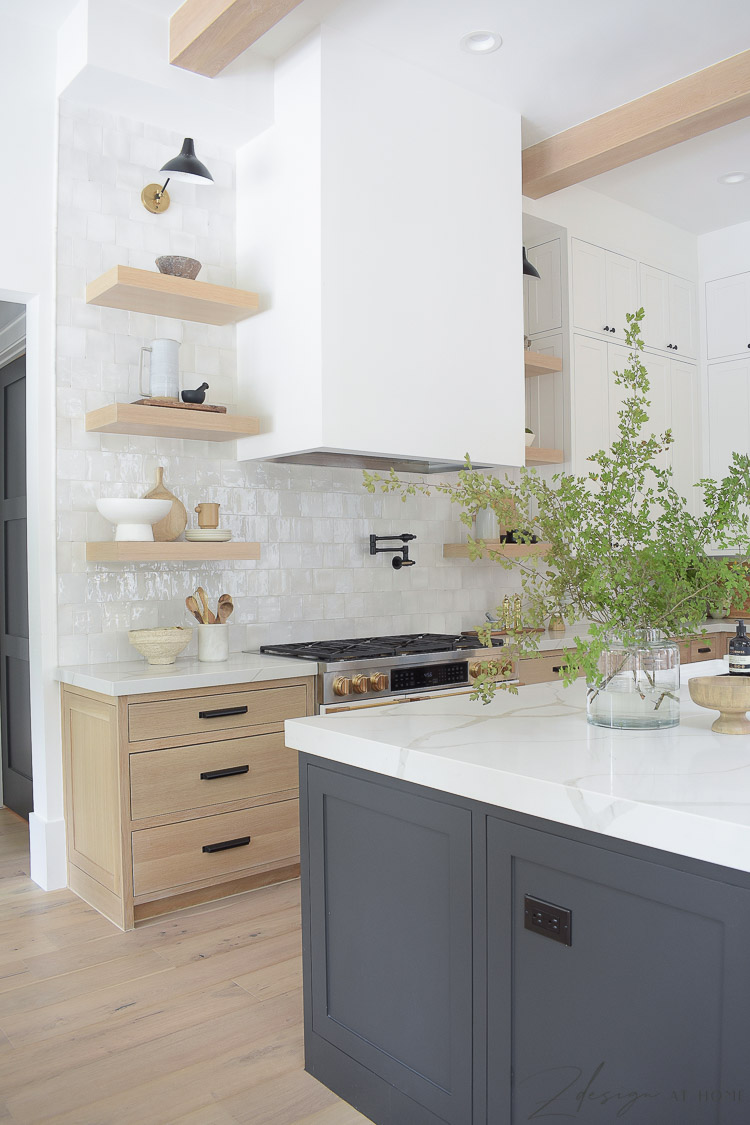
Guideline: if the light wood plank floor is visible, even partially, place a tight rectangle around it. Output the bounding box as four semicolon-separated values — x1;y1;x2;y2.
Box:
0;808;369;1125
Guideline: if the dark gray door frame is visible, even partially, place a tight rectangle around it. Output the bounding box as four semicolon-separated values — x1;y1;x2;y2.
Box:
0;353;32;819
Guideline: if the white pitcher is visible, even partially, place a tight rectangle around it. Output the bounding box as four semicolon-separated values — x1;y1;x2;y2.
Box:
139;338;180;400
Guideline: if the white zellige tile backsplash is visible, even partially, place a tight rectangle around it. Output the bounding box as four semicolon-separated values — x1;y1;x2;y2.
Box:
56;101;521;666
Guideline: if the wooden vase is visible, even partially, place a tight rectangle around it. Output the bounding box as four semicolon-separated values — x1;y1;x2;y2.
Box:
143;467;187;542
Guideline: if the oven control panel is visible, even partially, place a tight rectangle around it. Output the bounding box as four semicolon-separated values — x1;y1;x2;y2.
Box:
391;661;468;694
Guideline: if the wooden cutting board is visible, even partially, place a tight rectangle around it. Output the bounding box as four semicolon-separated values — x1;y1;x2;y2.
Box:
143;467;187;542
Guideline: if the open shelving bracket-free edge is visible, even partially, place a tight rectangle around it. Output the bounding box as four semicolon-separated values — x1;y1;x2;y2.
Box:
86;266;259;326
85;543;261;563
85;403;260;443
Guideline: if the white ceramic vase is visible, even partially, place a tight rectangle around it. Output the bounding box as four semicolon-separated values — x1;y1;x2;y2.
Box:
139;338;181;400
197;623;229;662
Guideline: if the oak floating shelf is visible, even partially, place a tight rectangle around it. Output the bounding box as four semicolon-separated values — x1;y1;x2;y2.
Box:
86;542;261;563
443;541;551;559
85;403;260;443
86;266;259;326
526;447;564;465
524;350;563;378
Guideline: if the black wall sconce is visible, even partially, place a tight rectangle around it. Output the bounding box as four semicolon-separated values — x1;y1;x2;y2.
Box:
522;246;541;279
141;138;214;214
370;533;416;569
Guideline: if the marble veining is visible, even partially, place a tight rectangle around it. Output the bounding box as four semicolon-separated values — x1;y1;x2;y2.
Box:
285;659;750;874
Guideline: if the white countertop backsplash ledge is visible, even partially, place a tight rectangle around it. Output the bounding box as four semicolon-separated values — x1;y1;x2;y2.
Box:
285;659;750;875
56;652;317;696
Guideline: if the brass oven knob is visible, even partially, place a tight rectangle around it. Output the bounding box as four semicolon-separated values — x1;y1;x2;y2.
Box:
332;677;352;697
469;662;483;678
369;673;389;692
352;674;370;694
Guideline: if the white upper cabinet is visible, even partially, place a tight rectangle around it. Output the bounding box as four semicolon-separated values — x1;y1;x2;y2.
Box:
571;334;610;477
571;239;637;342
670;359;700;514
706;274;750;361
668;274;697;358
707;358;750;480
639;265;696;358
524;239;562;337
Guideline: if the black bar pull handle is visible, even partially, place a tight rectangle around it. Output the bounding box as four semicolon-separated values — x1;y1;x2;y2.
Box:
198;705;249;719
698;646;712;653
552;665;562;673
200;764;250;781
202;835;251;853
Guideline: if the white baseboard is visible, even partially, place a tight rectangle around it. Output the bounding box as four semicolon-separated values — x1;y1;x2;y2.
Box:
28;812;67;890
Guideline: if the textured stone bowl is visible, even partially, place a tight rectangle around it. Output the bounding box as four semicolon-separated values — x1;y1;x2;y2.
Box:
688;674;750;734
129;626;192;665
155;255;202;279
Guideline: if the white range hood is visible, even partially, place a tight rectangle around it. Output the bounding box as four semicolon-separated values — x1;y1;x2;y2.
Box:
236;26;524;471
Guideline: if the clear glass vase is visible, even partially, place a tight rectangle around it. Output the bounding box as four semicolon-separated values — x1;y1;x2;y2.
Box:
586;629;680;730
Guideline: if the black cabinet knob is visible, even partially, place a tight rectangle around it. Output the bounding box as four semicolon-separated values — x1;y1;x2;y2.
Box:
609;327;615;333
603;325;610;332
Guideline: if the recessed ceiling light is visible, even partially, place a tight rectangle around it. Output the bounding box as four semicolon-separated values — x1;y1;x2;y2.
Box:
717;171;749;184
459;30;503;54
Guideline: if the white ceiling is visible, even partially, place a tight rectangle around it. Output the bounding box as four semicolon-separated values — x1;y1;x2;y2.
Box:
303;0;750;146
582;117;750;235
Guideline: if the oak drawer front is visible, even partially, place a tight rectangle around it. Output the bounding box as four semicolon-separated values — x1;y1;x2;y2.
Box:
129;732;298;820
128;684;308;743
131;800;300;897
690;637;719;662
518;654;577;685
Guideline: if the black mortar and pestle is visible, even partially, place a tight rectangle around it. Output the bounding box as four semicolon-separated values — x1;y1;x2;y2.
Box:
181;382;209;405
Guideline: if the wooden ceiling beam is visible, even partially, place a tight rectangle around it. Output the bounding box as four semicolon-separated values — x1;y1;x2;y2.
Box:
522;49;750;199
170;0;306;77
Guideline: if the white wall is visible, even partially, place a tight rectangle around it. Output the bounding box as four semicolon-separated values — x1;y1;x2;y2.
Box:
524;183;699;282
238;27;524;468
0;12;63;888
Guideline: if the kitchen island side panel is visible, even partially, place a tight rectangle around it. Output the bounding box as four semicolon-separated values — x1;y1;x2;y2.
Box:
300;754;750;1125
302;759;475;1125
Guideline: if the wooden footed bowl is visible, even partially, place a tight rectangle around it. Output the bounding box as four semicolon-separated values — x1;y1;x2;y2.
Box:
688;675;750;735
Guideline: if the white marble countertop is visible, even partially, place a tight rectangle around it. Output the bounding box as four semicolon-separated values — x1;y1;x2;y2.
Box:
285;659;750;875
56;652;317;696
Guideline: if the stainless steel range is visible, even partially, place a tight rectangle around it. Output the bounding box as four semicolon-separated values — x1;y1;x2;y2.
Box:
258;633;513;713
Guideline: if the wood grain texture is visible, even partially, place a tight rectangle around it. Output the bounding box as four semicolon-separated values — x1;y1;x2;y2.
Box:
442;541;551;559
85;541;261;562
525;446;564;464
522;49;750;198
524;350;563;377
170;0;306;77
127;684;308;743
131;800;300;897
129;731;298;819
0;817;375;1124
85;402;260;441
144;467;187;542
86;266;259;325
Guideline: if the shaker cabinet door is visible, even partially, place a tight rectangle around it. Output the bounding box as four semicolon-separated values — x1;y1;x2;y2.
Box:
571;240;608;336
708;358;750;479
304;765;474;1125
707;274;750;360
669;359;700;513
639;263;671;352
525;239;562;336
669;273;697;358
486;817;750;1125
604;249;638;341
571;334;610;476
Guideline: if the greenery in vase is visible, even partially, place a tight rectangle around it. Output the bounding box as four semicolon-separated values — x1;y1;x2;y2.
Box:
364;309;750;703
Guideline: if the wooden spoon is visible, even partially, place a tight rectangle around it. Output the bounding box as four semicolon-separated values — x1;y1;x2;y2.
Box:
217;594;234;624
196;587;216;624
185;595;204;624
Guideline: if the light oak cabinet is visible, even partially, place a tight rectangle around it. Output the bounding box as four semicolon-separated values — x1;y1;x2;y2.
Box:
61;675;314;929
706;272;750;361
639;264;697;358
518;635;729;687
571;239;637;342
